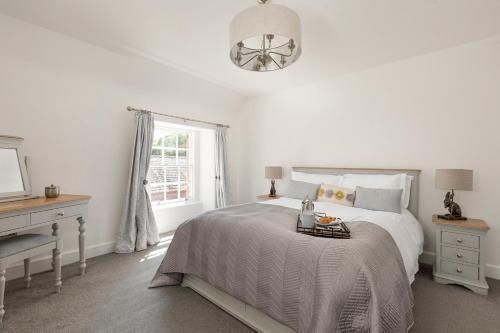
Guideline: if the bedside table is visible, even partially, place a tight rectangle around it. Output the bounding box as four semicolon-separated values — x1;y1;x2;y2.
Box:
432;215;490;295
256;194;283;201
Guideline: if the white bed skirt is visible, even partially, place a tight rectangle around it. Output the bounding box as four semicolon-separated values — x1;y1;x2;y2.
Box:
181;274;294;333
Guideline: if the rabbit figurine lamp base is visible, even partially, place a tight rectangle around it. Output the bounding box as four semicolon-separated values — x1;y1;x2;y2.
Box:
437;190;467;220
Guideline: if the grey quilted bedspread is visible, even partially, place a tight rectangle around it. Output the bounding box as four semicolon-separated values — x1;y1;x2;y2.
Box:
151;203;414;333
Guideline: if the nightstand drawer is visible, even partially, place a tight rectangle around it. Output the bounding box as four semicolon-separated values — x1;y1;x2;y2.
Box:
441;260;479;281
441;231;479;249
441;245;479;265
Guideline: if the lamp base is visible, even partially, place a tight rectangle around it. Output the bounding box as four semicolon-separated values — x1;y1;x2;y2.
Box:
269;179;276;197
437;214;467;221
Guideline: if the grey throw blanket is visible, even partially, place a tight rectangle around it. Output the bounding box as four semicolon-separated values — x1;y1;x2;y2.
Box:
152;203;414;333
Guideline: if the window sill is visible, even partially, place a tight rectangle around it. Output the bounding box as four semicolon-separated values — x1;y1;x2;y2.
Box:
152;200;202;211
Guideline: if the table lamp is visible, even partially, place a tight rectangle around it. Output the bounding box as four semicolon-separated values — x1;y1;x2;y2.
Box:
265;166;282;197
435;169;473;220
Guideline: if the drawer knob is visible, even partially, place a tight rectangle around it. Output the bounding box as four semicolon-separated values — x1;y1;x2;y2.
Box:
57;212;65;217
456;238;463;243
456;268;463;273
456;253;463;258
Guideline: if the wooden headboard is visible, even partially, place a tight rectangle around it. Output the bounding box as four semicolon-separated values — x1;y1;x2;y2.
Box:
292;167;421;218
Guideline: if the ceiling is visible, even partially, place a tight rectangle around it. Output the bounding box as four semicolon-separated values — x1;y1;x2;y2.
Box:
1;0;500;96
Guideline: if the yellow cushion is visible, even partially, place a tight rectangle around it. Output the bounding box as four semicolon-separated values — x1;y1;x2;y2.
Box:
317;184;355;207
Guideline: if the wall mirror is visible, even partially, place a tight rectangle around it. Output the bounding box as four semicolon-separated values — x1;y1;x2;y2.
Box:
0;135;32;200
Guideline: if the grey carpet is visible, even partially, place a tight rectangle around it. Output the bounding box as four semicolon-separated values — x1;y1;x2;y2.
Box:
2;234;499;332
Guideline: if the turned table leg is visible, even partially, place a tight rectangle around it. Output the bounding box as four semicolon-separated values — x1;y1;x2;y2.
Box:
0;266;5;324
51;222;59;271
54;243;62;293
24;258;31;288
77;217;86;275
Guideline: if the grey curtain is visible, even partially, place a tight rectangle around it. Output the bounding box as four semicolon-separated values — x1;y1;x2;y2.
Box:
115;111;160;253
215;126;229;208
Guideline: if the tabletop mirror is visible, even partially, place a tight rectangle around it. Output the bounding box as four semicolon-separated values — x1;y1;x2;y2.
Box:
0;135;32;202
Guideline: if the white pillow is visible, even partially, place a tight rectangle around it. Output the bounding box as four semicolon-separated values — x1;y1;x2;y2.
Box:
291;171;343;186
341;173;412;208
403;175;414;208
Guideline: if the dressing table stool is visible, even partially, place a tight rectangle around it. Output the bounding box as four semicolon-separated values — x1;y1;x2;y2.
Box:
0;234;62;323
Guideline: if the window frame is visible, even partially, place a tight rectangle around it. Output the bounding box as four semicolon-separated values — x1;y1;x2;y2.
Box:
148;123;195;205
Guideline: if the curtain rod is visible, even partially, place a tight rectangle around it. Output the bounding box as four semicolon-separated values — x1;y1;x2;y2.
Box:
127;106;230;128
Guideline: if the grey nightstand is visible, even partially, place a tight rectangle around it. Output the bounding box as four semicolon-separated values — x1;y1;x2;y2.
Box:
432;215;490;295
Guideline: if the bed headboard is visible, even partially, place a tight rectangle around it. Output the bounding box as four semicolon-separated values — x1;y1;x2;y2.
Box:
292;167;421;218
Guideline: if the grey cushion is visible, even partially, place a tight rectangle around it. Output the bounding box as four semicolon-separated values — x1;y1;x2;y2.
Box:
285;180;320;201
354;186;403;214
0;234;59;258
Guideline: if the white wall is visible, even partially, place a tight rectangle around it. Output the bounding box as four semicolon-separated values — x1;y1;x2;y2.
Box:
238;36;500;279
0;14;243;278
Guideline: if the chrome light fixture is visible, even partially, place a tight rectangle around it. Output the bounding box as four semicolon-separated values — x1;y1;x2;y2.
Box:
229;0;301;72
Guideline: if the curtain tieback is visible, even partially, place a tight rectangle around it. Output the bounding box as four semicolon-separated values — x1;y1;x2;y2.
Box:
143;179;149;185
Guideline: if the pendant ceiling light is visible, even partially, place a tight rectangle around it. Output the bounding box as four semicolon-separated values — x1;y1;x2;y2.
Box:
229;0;301;72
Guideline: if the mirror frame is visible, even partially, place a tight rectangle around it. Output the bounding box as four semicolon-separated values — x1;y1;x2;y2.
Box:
0;135;32;199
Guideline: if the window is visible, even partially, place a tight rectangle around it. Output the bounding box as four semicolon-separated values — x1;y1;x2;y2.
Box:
148;124;194;203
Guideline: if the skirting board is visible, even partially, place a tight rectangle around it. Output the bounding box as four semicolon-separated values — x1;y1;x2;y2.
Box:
5;241;115;281
182;274;294;333
419;251;500;280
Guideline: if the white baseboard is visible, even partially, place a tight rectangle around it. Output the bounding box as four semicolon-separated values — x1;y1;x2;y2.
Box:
5;241;115;281
418;251;500;280
418;251;435;266
486;264;500;280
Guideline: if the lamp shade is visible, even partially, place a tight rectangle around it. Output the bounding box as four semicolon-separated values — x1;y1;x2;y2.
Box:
435;169;473;191
229;2;301;71
265;166;283;179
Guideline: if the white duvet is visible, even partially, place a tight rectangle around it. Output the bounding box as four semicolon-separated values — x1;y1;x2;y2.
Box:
259;197;424;283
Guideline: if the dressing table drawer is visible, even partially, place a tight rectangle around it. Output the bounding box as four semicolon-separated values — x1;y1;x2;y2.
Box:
0;214;28;233
30;204;85;226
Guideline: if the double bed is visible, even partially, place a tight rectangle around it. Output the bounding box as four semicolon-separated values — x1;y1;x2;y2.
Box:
152;167;424;333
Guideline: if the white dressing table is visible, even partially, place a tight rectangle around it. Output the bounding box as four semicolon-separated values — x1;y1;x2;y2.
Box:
0;195;90;275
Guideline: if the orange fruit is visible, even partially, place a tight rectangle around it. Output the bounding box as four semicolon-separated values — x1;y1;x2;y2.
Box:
319;216;336;224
